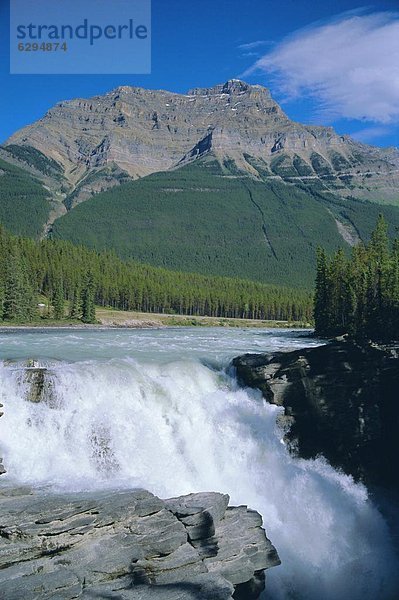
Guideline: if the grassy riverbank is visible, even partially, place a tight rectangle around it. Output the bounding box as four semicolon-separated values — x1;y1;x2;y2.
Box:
97;308;311;328
0;307;312;329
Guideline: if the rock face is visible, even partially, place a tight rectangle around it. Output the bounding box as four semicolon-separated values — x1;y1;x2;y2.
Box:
233;340;399;490
4;80;399;206
0;487;280;599
23;364;56;404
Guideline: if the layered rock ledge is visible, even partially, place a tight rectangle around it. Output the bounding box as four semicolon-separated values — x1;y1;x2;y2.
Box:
0;487;280;599
233;340;399;490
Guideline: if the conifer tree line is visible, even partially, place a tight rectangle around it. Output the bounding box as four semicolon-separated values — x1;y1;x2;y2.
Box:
314;215;399;340
0;226;313;323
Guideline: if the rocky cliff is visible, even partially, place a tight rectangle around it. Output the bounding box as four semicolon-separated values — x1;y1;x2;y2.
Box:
4;80;399;207
232;340;399;490
0;487;279;600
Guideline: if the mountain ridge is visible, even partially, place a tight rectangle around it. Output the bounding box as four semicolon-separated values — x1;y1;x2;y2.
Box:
4;80;399;209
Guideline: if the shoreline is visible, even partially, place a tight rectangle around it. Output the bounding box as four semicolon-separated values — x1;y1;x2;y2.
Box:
0;308;312;330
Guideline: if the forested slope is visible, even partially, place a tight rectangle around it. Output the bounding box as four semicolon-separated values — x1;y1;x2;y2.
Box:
51;157;399;287
0;158;50;238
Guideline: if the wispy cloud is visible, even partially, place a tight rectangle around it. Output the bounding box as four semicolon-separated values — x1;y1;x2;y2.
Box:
238;40;272;51
244;11;399;124
241;52;261;58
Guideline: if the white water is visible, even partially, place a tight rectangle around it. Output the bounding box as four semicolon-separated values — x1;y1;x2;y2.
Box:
0;328;398;599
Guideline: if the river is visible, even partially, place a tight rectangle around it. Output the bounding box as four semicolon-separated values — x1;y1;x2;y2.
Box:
0;327;397;599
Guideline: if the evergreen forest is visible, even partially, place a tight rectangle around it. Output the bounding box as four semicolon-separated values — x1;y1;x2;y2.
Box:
314;215;399;341
0;226;312;324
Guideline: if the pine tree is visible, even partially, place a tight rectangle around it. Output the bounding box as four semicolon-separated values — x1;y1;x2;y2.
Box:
3;244;36;322
329;248;349;335
369;214;389;260
52;278;64;320
366;215;390;339
69;284;82;319
314;247;329;335
0;282;4;320
81;271;96;324
347;244;368;338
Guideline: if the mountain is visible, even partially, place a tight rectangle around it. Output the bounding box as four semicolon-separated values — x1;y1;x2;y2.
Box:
4;79;399;207
1;80;399;286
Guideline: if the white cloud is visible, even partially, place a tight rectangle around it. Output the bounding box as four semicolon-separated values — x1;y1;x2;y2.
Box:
239;40;271;50
244;12;399;124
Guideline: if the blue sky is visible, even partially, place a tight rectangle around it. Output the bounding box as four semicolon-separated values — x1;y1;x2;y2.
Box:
1;0;398;147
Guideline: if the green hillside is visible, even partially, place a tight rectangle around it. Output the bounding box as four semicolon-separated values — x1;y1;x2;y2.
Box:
51;156;399;287
0;157;51;237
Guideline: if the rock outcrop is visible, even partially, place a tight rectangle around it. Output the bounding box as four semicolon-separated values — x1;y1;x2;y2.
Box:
0;363;58;452
23;363;55;404
0;487;280;599
233;340;399;490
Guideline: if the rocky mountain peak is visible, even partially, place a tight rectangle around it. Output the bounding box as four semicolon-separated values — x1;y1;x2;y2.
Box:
188;79;271;98
3;80;399;207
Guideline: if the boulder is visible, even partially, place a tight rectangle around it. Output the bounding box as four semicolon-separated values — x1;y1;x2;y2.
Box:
0;487;280;599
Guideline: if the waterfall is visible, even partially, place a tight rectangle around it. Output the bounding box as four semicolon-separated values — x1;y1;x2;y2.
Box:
0;355;397;599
